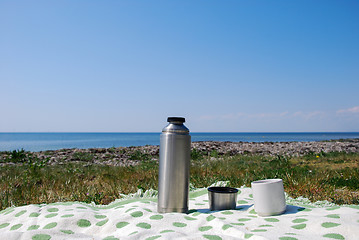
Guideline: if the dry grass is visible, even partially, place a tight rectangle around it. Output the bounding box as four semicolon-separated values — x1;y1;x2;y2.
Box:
0;150;358;210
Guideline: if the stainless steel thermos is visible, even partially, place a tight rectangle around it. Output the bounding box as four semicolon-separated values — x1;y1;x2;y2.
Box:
158;117;191;213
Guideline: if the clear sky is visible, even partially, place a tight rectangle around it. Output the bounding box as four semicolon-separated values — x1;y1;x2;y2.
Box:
1;0;358;132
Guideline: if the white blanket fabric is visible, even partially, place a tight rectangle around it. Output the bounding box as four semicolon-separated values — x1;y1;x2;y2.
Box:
0;186;358;240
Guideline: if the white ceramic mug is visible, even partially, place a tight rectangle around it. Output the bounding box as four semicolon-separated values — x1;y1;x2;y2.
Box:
251;179;286;216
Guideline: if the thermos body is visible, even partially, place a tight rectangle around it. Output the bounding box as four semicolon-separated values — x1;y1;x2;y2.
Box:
157;117;191;213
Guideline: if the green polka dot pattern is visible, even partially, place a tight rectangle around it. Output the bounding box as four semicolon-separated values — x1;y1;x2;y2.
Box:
146;235;161;240
47;208;59;213
172;222;187;228
199;226;213;231
28;225;40;230
10;224;23;231
116;222;129;228
45;213;58;218
29;212;41;217
323;233;345;239
222;224;232;230
322;222;341;228
291;224;306;230
130;211;143;218
265;218;280;222
103;236;118;240
292;218;307;223
32;234;51;240
15;210;27;217
96;219;109;227
60;229;74;234
150;215;163;220
0;223;10;229
279;237;298;240
77;219;91;228
44;223;57;230
0;186;357;239
136;222;151;229
94;214;106;219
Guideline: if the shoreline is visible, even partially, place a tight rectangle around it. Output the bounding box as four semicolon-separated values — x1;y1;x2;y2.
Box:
2;133;359;152
1;139;359;167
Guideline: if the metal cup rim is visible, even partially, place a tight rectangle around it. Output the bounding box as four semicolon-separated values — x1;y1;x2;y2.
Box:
207;187;238;194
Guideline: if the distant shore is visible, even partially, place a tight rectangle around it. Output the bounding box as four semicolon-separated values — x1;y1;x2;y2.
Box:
2;132;359;152
1;139;358;167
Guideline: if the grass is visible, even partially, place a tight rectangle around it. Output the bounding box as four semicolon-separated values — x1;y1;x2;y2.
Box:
0;150;358;210
128;150;152;161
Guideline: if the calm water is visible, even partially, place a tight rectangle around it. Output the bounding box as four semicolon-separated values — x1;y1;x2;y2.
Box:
1;132;359;152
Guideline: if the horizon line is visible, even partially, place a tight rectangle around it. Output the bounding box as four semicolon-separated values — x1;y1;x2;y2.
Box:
1;131;359;134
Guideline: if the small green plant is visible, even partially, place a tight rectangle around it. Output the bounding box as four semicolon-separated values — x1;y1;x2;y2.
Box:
209;150;219;158
191;149;204;161
269;155;290;168
9;149;27;163
72;152;94;162
128;150;151;161
139;159;157;171
24;155;49;178
108;147;117;153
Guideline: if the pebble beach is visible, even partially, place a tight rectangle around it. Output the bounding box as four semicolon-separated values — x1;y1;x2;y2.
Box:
1;139;358;167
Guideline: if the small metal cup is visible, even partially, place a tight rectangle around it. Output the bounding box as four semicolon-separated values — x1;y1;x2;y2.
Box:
208;187;238;211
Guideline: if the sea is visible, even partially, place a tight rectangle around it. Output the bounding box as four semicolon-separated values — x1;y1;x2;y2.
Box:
1;132;359;152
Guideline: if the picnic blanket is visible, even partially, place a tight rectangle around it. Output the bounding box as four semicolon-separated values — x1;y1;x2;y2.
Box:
1;183;358;240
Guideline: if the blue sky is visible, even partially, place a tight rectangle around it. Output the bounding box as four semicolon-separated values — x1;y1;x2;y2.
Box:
1;0;358;132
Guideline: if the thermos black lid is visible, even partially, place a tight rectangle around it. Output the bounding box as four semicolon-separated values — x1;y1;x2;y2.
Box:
167;117;185;123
